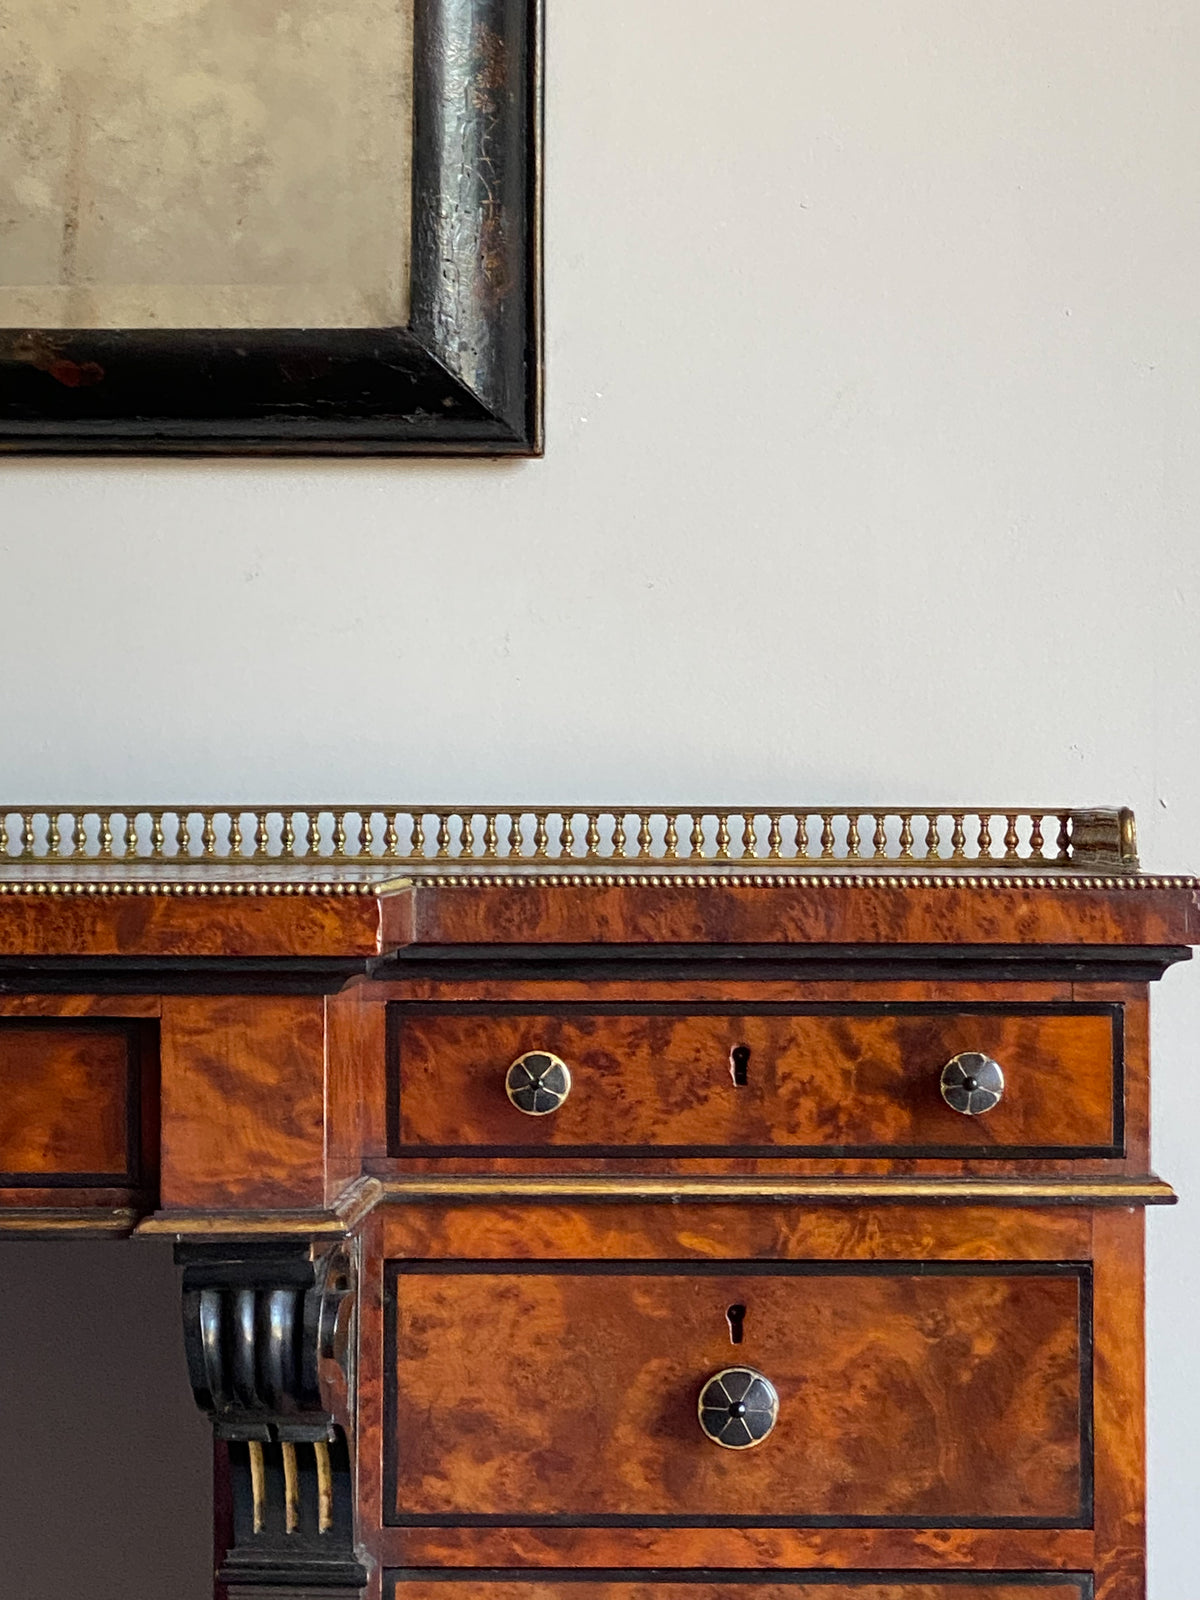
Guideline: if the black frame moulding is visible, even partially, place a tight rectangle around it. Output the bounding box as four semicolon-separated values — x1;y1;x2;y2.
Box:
0;0;543;456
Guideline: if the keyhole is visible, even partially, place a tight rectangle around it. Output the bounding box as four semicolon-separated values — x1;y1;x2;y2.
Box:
730;1044;750;1087
726;1303;746;1345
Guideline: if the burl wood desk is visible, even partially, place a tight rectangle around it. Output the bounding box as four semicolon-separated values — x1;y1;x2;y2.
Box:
0;803;1193;1600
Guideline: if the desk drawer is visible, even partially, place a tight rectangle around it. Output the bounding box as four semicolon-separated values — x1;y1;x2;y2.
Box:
390;1004;1121;1158
384;1259;1088;1528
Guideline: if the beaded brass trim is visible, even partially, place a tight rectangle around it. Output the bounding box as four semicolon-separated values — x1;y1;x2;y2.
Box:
0;804;1142;873
0;873;1196;895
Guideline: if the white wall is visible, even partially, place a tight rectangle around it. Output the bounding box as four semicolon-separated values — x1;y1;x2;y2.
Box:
1;3;1197;1594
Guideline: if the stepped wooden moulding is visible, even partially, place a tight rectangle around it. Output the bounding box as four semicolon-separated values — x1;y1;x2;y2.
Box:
0;800;1193;1600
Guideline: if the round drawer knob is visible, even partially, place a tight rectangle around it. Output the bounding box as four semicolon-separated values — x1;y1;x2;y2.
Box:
697;1366;779;1450
505;1050;572;1115
940;1051;1005;1116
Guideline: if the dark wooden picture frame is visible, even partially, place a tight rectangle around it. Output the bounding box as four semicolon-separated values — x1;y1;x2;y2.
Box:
0;0;542;456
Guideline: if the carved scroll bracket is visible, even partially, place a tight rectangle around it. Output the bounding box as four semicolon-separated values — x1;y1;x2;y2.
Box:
178;1240;366;1598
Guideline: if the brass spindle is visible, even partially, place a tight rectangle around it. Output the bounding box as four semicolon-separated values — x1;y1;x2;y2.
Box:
281;1441;300;1534
534;813;550;858
1004;813;1020;861
229;814;244;857
0;815;7;858
924;816;940;860
663;814;678;859
689;815;706;860
306;813;321;857
459;815;474;858
47;814;62;858
846;813;861;859
1029;813;1045;861
559;815;575;860
254;813;269;857
359;815;374;857
715;814;731;859
611;814;626;858
636;814;653;860
202;811;218;858
279;813;295;857
767;815;782;859
98;812;113;858
977;814;993;859
314;1441;334;1535
795;814;809;859
174;813;190;856
435;815;451;858
411;815;426;858
20;813;35;858
585;814;601;859
123;815;138;858
248;1441;266;1534
741;815;757;860
872;814;888;859
383;813;399;857
149;812;165;857
506;816;523;858
898;813;914;860
950;814;966;859
483;814;499;858
332;812;348;857
820;814;835;859
1057;813;1072;861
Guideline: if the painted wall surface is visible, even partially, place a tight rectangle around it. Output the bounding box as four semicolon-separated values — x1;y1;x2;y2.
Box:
0;3;1197;1596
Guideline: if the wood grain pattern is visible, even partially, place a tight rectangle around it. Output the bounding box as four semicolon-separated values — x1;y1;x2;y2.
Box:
385;1582;1089;1600
380;1525;1094;1574
392;1007;1117;1156
159;995;325;1209
1091;1210;1144;1600
326;982;389;1203
0;891;379;958
386;1265;1084;1524
0;1021;138;1179
374;1202;1093;1266
391;880;1199;950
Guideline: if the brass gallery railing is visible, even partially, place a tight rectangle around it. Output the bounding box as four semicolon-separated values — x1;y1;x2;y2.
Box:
0;806;1139;872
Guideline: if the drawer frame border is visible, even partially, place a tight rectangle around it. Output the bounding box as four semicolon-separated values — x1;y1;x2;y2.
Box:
387;1001;1125;1161
0;1015;152;1188
382;1257;1095;1532
382;1569;1096;1597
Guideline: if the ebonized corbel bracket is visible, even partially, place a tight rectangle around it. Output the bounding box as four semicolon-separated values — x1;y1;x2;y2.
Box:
178;1241;366;1599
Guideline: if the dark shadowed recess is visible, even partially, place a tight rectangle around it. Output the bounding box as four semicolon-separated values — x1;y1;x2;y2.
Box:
0;1240;211;1600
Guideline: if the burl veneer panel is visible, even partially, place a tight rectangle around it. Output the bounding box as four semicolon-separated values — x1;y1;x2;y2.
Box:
392;1006;1117;1156
159;996;325;1209
385;1264;1085;1525
387;879;1199;949
0;1020;137;1181
0;891;379;958
386;1582;1088;1600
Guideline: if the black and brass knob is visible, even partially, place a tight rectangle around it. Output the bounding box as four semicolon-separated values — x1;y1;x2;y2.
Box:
940;1051;1005;1116
697;1367;779;1449
505;1050;572;1115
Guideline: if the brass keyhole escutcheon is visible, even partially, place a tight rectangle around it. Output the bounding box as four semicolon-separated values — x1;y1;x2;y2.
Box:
698;1366;778;1449
940;1051;1005;1116
505;1051;572;1115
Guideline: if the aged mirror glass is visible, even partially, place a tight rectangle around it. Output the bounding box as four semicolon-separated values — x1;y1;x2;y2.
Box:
0;0;541;454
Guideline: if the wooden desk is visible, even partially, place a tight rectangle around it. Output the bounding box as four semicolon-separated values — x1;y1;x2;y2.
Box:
0;804;1192;1600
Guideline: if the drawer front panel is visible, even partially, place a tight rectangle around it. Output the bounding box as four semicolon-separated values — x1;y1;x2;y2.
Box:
386;1578;1091;1600
0;1019;147;1184
385;1261;1089;1527
391;1004;1120;1157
